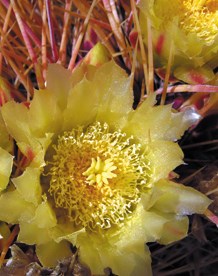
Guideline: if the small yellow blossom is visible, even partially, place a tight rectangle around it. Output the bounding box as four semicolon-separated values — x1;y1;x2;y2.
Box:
0;50;211;275
139;0;218;83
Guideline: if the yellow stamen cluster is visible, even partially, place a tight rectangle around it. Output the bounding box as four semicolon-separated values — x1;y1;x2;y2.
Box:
181;0;218;43
83;157;117;187
45;122;152;230
154;0;218;43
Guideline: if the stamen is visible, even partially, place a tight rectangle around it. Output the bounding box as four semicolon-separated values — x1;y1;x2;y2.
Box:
43;122;152;230
154;0;218;43
83;157;117;187
181;0;218;42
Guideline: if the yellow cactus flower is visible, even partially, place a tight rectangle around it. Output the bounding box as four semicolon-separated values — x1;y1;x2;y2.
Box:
139;0;218;84
0;56;211;275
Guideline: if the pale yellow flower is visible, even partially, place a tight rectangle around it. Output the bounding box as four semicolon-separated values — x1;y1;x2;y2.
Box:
0;53;211;275
139;0;218;83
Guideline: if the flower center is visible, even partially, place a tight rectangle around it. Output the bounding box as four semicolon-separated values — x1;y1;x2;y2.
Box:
44;122;152;230
83;156;117;187
154;0;218;43
181;0;218;42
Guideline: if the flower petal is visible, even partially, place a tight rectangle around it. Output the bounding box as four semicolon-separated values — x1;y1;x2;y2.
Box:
1;101;31;145
164;109;198;141
125;96;191;143
83;42;111;66
12;167;42;206
147;141;184;181
0;113;13;152
29;89;62;136
76;231;152;276
0;222;10;243
151;179;212;215
103;243;152;276
17;133;53;168
18;222;51;245
36;240;72;267
0;147;13;192
117;202;188;246
63;78;99;130
2;89;60;145
0;190;35;223
51;223;85;244
174;66;215;85
30;198;57;228
139;0;218;76
126;105;172;143
158;214;189;244
76;233;103;274
0;222;11;252
46;64;73;110
72;63;98;83
1;100;53;167
94;61;133;129
116;202;167;244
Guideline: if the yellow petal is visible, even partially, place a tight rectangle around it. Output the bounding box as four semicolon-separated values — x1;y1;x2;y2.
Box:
116;202;167;245
117;201;188;246
30;198;57;228
125;97;192;143
94;60;133;129
29;89;62;136
63;78;99;130
0;190;35;223
139;0;218;77
76;233;103;274
36;240;72;267
121;200;188;250
101;244;151;276
2;100;52;166
18;222;51;245
165;109;196;141
147;141;184;181
51;223;85;244
46;63;73;110
77;230;152;276
0;222;11;252
174;65;215;84
17;133;53;168
0;222;10;240
83;42;111;66
152;179;212;215
0;147;13;192
70;63;97;86
71;43;111;85
1;101;31;145
0;113;13;152
12;167;42;206
125;104;172;143
158;214;189;244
